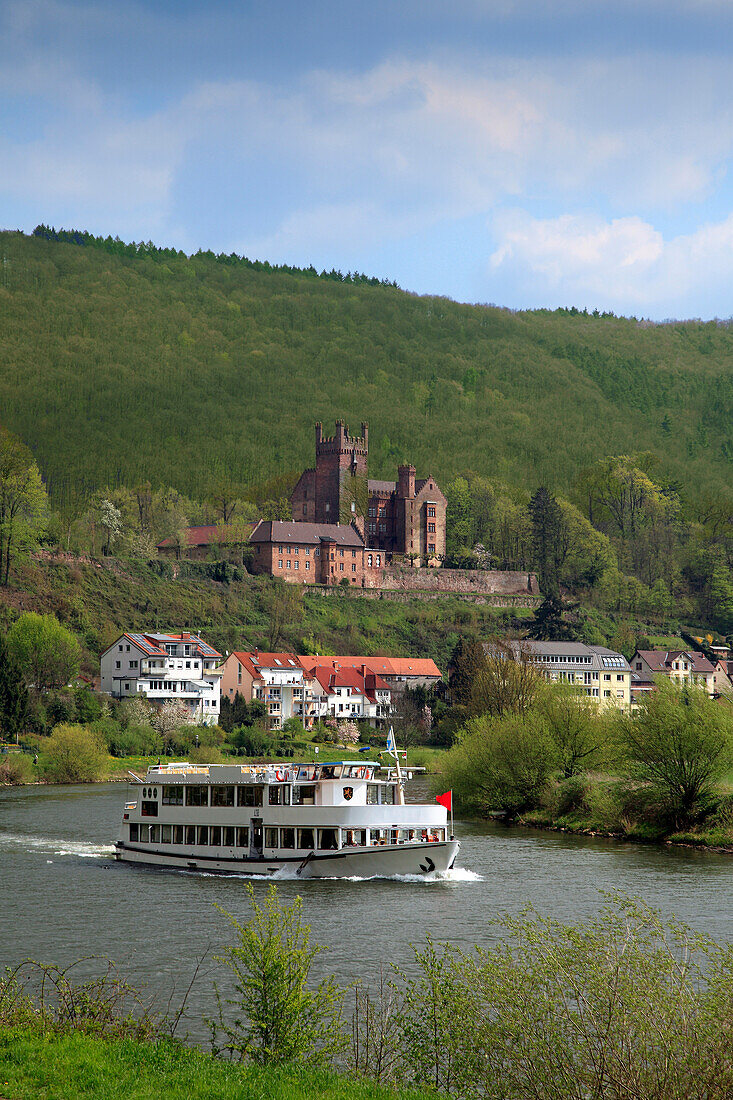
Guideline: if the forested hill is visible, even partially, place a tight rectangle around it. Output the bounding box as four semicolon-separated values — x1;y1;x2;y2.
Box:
0;228;731;508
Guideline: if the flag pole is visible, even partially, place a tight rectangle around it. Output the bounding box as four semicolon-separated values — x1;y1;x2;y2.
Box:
388;725;405;805
450;790;454;839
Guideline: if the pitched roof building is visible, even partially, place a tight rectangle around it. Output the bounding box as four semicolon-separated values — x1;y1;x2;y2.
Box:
631;649;716;696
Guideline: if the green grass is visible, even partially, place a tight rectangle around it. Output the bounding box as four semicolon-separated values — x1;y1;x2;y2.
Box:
0;1030;432;1100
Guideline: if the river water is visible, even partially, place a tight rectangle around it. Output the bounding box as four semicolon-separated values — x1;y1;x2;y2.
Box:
2;781;732;1042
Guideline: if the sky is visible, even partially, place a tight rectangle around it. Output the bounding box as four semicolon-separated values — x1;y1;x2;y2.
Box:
3;0;733;318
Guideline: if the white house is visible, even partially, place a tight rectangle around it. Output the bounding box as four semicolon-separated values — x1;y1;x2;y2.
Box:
310;664;392;724
100;631;223;725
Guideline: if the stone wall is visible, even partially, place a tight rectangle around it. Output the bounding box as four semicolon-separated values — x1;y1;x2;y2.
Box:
367;563;539;596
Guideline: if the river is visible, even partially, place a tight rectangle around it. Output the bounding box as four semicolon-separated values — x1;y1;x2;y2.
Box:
2;781;732;1042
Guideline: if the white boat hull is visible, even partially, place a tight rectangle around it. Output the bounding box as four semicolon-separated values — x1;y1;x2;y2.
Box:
114;839;460;879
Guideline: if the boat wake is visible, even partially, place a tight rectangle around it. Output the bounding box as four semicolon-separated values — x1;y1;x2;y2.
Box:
0;832;115;859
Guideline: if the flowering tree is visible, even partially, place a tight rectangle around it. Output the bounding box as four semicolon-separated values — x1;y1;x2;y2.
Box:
152;700;193;737
337;720;359;746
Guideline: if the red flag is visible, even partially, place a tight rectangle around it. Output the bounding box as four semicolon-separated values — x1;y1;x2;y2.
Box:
435;791;452;811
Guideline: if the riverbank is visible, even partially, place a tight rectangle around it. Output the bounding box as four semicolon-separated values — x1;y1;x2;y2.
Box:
0;1030;431;1100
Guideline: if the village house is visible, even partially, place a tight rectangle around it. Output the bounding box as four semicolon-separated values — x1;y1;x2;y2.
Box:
248;520;376;585
630;649;716;697
506;640;632;708
100;631;223;724
297;654;442;693
219;650;394;729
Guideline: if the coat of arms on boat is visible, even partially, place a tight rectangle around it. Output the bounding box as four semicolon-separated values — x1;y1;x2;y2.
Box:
343;786;354;801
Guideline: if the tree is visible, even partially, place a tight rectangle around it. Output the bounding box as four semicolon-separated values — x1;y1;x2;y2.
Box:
529;487;568;595
0;633;29;742
7;613;82;691
209;885;346;1065
618;679;733;827
263;582;303;650
576;454;664;542
528;593;582;641
39;724;106;783
448;636;486;707
98;499;122;556
0;426;48;585
471;639;542;718
440;710;555;818
539;684;610;778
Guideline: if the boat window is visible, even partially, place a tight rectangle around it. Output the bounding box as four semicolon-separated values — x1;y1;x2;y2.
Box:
237;785;262;807
382;785;396;806
320;765;342;779
298;827;315;850
280;827;295;849
269;785;291;805
211;785;234;807
186;785;209;807
161;825;172;844
292;785;315;805
236;827;249;847
318;828;338;850
149;825;160;843
141;800;158;817
138;825;149;843
370;828;389;846
197;826;209;845
366;784;378;805
162;785;183;805
210;826;221;846
223;826;235;847
185;825;196;845
173;825;184;844
265;828;279;848
343;829;366;847
129;823;139;842
297;765;316;782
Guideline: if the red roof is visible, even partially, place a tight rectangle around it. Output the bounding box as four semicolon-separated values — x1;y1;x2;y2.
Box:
298;654;442;679
636;650;715;674
157;523;255;549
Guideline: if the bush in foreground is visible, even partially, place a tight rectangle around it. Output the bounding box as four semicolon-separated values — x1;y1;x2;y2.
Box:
39;723;107;783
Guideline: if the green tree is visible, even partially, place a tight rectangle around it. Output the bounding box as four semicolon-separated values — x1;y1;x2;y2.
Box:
618;679;733;827
529;486;568;595
7;612;82;691
539;684;610;778
0;633;29;742
0;426;48;585
209;885;346;1065
528;593;582;641
448;636;486;707
39;724;106;782
440;710;555;817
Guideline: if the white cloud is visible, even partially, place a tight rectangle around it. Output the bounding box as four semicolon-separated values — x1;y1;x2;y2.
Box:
489;209;733;314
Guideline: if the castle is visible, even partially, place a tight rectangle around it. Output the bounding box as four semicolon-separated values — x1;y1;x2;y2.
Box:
289;420;446;562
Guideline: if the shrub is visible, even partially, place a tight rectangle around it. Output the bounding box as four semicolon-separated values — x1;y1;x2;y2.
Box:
0;751;34;785
555;774;590;817
209;885;346;1065
39;724;106;783
105;724;162;758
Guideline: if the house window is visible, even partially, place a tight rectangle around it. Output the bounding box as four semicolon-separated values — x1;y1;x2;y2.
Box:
305;561;310;570
130;660;138;668
339;563;344;571
314;547;320;556
287;561;291;569
278;560;283;568
294;547;299;554
294;561;299;569
303;503;307;514
367;554;372;566
352;563;357;571
428;544;435;553
115;660;121;669
376;555;381;566
427;507;436;518
428;523;436;533
325;502;330;513
351;549;356;557
339;548;344;556
305;547;310;555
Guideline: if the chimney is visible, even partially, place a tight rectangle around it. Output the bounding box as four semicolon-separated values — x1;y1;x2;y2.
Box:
361;421;369;448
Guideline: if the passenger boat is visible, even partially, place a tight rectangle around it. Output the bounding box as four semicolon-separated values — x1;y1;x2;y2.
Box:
114;755;459;879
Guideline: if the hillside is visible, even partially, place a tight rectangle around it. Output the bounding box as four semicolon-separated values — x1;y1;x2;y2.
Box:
0;229;731;511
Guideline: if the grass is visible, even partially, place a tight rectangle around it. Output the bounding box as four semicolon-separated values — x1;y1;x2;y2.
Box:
0;1030;432;1100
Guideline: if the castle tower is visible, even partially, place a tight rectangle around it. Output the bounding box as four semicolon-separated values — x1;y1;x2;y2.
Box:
313;420;369;524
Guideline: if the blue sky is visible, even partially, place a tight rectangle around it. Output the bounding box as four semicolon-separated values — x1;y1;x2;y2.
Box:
3;0;733;318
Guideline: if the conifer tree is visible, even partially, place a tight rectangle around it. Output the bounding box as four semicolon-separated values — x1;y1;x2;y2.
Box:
0;634;29;743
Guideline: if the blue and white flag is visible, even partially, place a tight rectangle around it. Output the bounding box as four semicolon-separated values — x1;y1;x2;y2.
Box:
386;728;395;752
